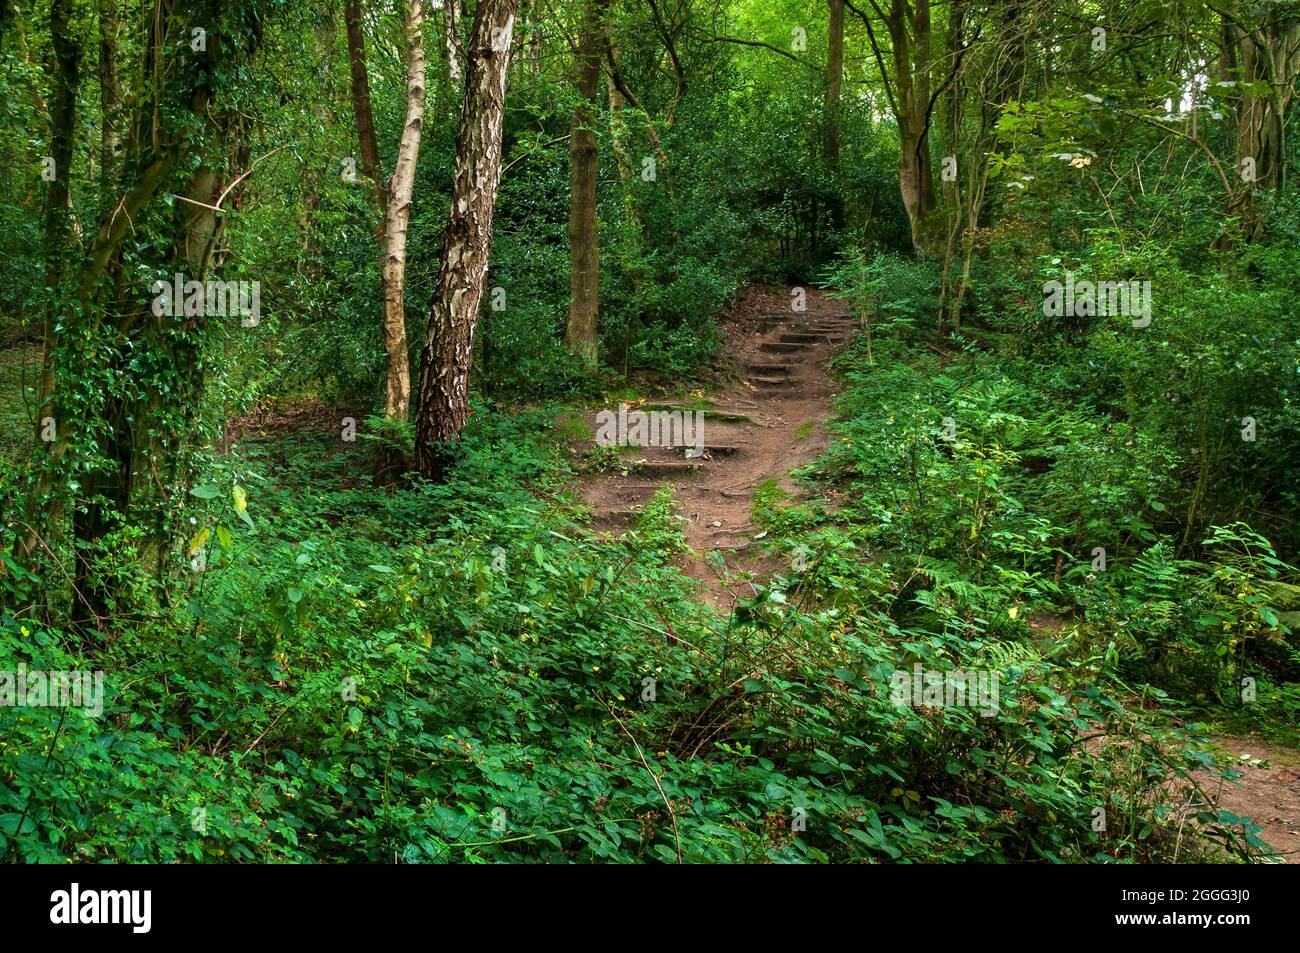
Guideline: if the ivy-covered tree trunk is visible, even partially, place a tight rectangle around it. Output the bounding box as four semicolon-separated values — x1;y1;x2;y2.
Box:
1224;10;1300;239
17;0;79;570
414;0;518;480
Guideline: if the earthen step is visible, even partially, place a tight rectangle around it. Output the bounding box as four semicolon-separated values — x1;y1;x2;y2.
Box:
749;376;790;389
600;510;639;524
779;332;828;344
760;341;808;353
628;460;704;477
745;362;790;374
702;533;758;550
674;444;739;456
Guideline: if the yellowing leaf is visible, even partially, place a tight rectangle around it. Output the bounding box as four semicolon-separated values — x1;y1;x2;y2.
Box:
188;527;210;556
1008;606;1020;620
232;485;248;513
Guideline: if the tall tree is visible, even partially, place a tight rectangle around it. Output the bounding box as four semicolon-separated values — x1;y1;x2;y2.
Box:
97;0;124;204
1221;3;1300;237
443;0;464;81
346;0;426;430
825;0;845;230
414;0;519;479
564;0;604;366
381;0;426;424
848;0;945;254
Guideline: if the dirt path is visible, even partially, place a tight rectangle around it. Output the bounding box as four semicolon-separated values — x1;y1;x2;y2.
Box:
577;286;854;607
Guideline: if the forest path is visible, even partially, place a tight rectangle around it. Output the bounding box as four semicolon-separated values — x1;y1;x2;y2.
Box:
574;286;854;608
569;292;1300;862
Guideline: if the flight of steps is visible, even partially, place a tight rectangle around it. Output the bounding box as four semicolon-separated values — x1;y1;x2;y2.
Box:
586;292;858;551
745;306;855;397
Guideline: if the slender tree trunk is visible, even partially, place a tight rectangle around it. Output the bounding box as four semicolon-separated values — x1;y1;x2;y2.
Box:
379;0;426;424
443;0;464;82
414;0;518;479
41;0;79;311
344;0;388;219
825;0;844;230
98;0;124;205
565;0;603;366
18;0;78;573
853;0;942;253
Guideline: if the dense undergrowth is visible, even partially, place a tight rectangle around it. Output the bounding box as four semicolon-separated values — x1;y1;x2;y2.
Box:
1;359;1284;862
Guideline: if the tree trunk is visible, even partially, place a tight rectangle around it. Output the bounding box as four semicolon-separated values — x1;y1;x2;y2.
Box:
344;0;388;219
98;0;124;206
414;0;518;480
41;0;79;311
825;0;844;230
443;0;464;82
854;0;943;254
565;0;603;366
18;0;79;571
894;0;941;254
379;0;426;424
1226;12;1299;239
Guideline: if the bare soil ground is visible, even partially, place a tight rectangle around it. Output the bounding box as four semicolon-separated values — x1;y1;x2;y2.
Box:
1197;736;1300;863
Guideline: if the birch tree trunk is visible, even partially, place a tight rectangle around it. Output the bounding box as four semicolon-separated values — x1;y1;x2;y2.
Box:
380;0;426;422
414;0;518;479
443;0;464;82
